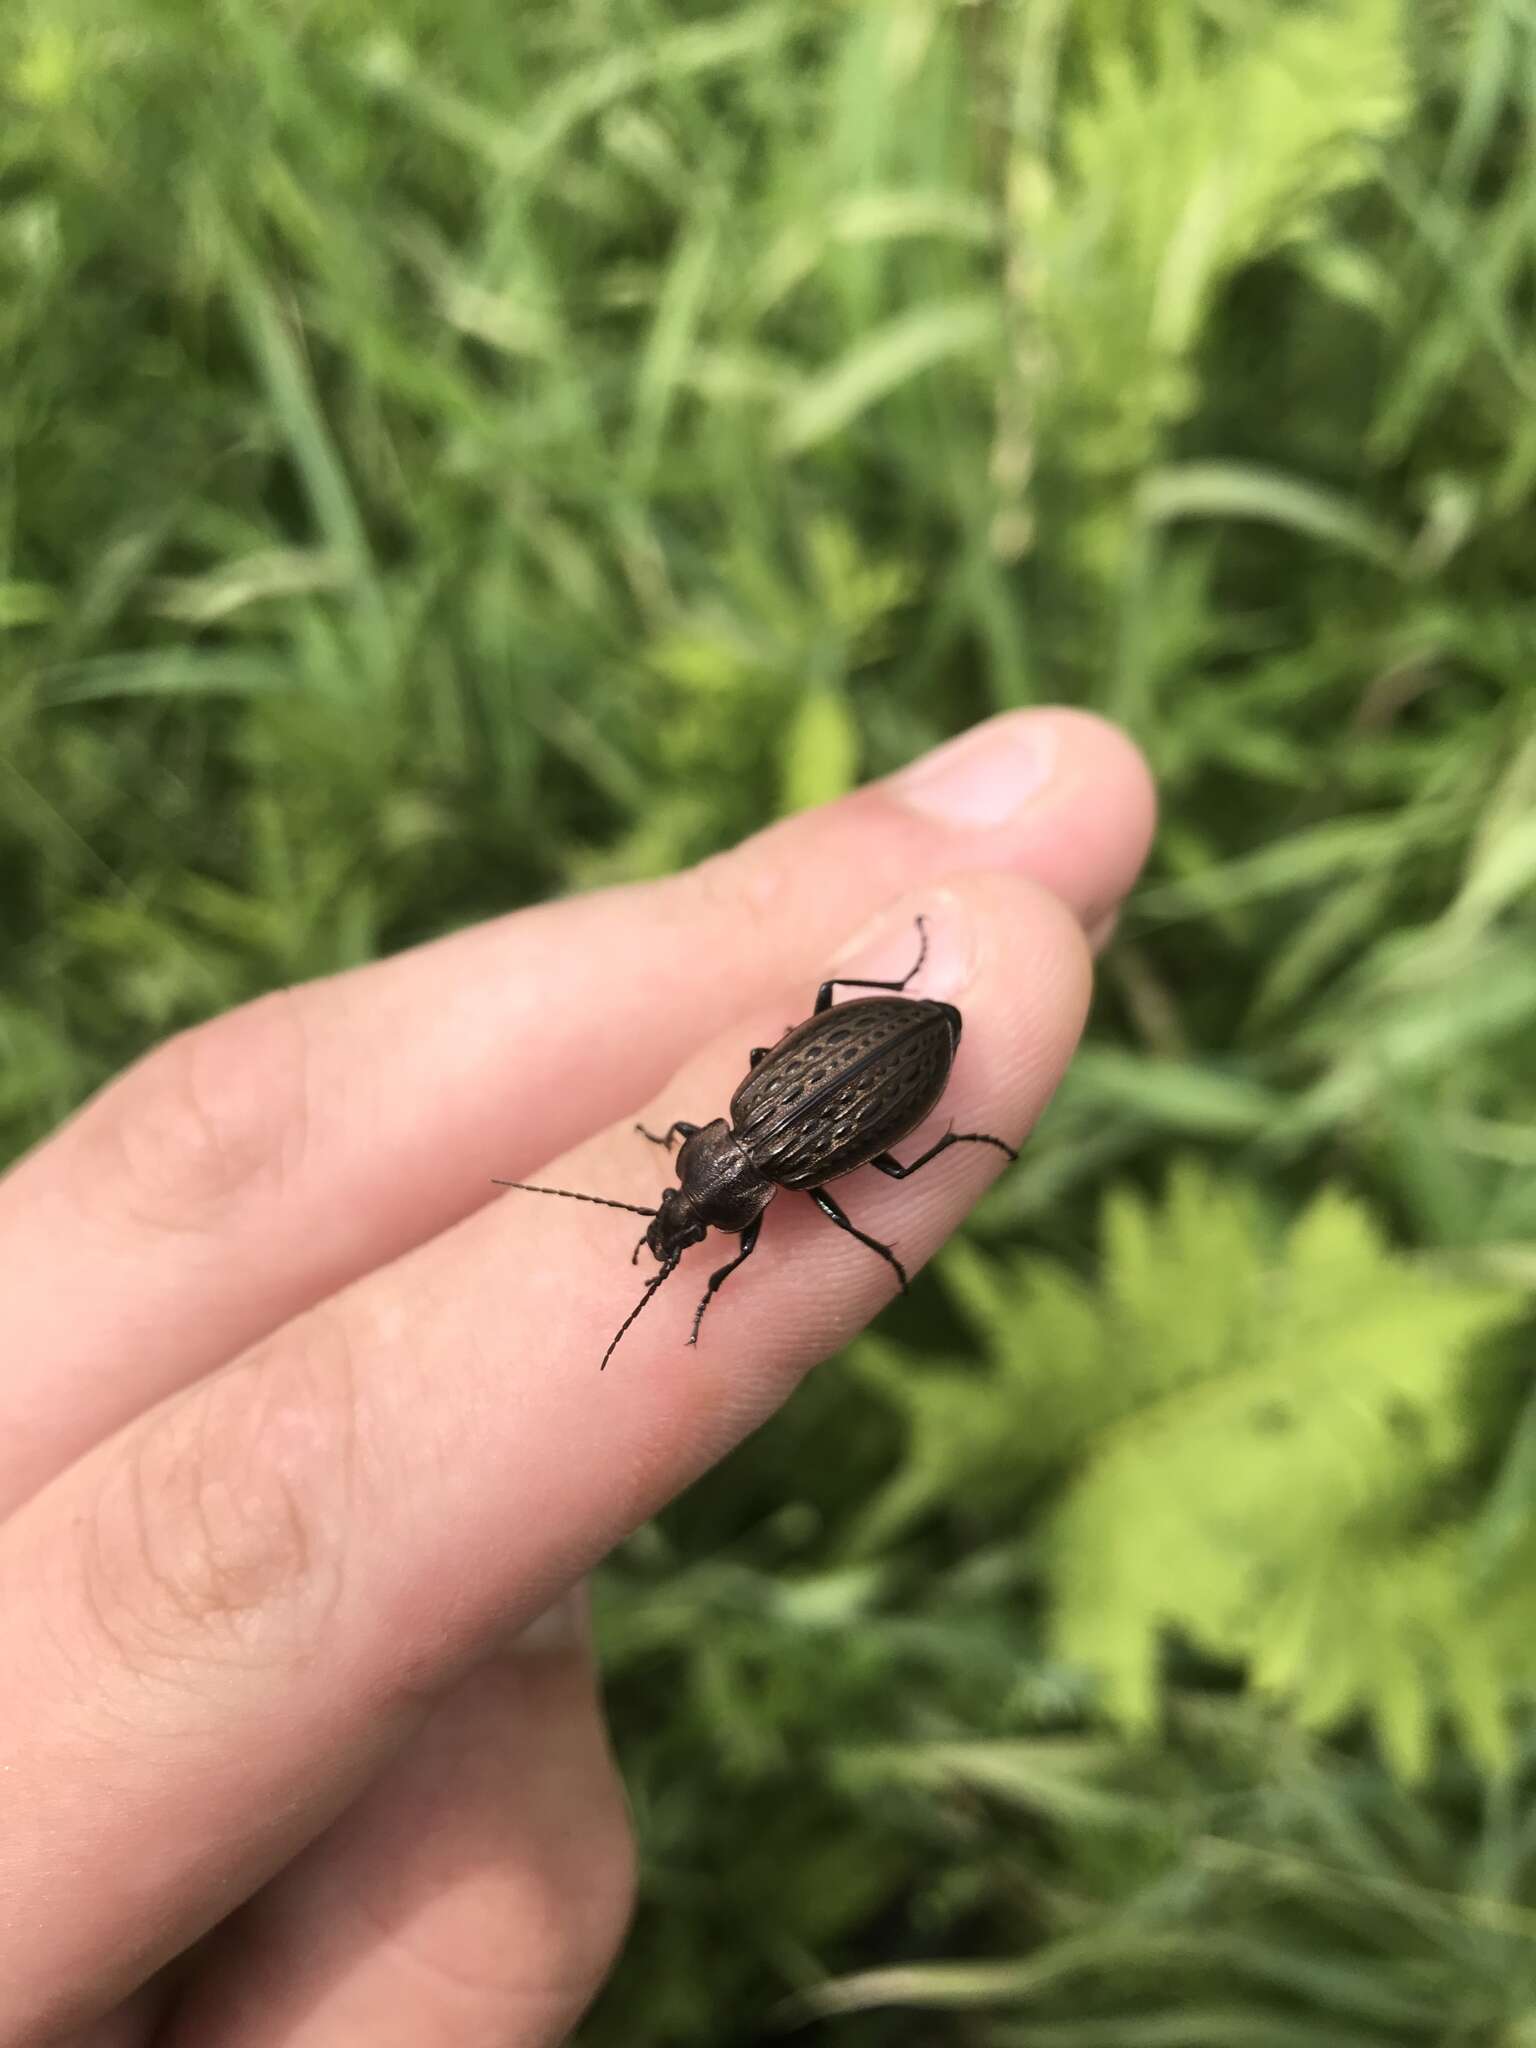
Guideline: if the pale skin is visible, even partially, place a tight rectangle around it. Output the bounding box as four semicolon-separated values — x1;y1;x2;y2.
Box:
0;708;1155;2048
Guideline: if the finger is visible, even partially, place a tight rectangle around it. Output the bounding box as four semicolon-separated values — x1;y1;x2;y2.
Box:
0;875;1088;2036
163;1595;633;2048
49;1997;168;2048
0;708;1151;1513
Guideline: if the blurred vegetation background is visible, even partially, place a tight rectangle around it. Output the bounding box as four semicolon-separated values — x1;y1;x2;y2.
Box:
5;0;1536;2039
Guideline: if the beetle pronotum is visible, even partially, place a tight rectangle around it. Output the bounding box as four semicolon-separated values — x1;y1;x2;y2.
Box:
496;918;1016;1369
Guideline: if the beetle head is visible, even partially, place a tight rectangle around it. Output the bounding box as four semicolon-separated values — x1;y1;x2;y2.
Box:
645;1187;708;1264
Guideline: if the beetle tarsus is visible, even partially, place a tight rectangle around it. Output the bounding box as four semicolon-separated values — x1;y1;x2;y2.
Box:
868;1130;1018;1178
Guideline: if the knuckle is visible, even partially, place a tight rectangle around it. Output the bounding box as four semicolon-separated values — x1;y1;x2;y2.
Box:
83;989;312;1235
78;1307;360;1679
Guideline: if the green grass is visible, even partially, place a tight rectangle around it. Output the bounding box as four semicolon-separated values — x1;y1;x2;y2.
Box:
6;0;1536;2040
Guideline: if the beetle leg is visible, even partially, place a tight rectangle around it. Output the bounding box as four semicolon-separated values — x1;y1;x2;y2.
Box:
688;1215;763;1346
748;1046;770;1068
635;1120;701;1150
868;1130;1018;1177
812;914;928;1012
805;1186;909;1294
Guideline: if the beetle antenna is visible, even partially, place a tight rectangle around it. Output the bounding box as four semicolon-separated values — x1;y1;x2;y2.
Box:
601;1258;679;1372
492;1179;658;1219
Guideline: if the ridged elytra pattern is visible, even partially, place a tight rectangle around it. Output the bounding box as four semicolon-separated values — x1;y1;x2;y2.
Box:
730;996;959;1189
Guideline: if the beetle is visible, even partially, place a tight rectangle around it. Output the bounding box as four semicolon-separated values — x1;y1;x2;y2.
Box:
495;917;1016;1369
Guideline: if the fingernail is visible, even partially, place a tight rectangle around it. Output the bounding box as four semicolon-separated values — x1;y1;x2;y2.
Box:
511;1585;588;1654
890;714;1056;828
829;887;976;997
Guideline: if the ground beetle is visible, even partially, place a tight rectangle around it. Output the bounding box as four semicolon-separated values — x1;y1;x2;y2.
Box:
496;918;1016;1369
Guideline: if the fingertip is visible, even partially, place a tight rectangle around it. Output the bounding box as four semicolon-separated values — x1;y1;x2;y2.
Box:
873;705;1155;928
1013;706;1158;921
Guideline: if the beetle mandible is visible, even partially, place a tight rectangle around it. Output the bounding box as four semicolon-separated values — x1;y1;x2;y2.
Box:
495;917;1016;1369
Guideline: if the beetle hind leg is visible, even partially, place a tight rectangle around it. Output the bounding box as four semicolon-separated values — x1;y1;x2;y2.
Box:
688;1216;762;1346
868;1129;1018;1178
806;1186;909;1293
812;915;928;1013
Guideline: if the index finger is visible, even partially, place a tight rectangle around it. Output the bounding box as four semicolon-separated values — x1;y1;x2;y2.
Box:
0;873;1089;2038
0;708;1151;1512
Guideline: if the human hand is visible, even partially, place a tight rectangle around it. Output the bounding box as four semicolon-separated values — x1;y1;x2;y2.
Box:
0;709;1154;2048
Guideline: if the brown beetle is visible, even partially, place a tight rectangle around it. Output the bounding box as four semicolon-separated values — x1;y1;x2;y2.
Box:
497;918;1015;1368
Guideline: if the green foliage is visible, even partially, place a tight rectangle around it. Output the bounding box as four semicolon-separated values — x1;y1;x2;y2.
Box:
1024;0;1410;606
6;0;1536;2040
855;1163;1524;1775
807;1699;1536;2044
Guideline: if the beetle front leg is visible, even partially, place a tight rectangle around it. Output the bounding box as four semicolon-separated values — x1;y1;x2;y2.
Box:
813;915;928;1012
805;1186;909;1293
748;1046;770;1069
868;1129;1018;1177
635;1120;701;1150
688;1215;762;1346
